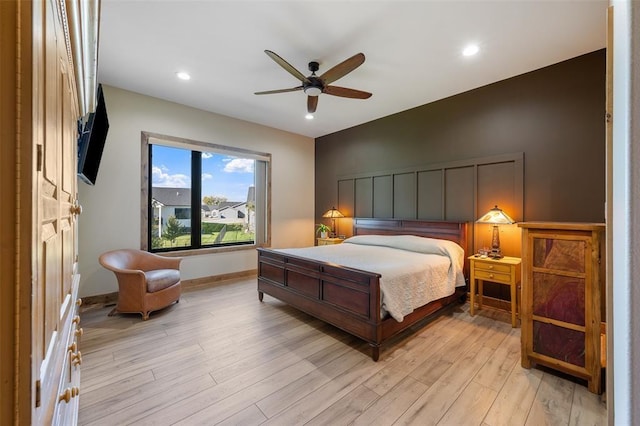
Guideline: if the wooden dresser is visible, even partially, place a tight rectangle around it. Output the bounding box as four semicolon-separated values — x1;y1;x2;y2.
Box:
518;222;605;394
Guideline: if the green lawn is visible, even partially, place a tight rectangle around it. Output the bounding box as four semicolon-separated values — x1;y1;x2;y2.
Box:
153;231;254;249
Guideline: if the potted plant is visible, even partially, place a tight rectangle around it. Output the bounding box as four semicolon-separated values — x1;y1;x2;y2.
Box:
316;223;331;239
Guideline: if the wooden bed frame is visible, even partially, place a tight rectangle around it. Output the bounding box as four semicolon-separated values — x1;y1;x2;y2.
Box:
257;218;469;361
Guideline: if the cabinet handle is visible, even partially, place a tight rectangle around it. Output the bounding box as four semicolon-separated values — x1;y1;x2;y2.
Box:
76;298;82;307
70;203;83;216
75;328;84;338
72;316;80;325
57;387;80;404
68;342;77;352
58;388;72;404
71;351;82;366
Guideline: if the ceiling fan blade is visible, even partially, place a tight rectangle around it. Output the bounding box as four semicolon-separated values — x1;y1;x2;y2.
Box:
307;96;318;113
254;86;303;95
324;85;372;99
264;50;310;83
319;53;365;85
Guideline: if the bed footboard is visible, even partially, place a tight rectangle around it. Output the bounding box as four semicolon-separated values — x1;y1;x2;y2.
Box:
257;248;383;345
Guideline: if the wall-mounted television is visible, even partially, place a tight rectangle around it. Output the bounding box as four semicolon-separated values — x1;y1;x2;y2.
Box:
78;84;109;185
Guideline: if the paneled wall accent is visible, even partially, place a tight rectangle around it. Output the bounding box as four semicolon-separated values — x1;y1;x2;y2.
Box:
337;152;524;255
316;50;605;228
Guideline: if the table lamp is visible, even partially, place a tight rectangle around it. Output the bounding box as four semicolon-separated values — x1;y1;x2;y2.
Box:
322;206;344;237
476;205;515;259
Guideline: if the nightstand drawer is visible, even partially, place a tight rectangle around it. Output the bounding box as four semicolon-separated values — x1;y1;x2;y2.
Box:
474;261;512;274
474;269;511;284
317;238;344;246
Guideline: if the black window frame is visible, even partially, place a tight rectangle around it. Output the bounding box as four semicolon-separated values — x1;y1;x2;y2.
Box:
141;132;271;255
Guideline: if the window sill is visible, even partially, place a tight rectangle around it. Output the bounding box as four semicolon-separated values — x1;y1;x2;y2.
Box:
156;243;263;257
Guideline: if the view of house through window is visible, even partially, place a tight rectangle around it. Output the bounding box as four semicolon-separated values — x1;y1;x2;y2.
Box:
147;137;268;252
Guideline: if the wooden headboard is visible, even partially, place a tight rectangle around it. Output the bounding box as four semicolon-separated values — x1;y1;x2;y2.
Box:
352;218;470;278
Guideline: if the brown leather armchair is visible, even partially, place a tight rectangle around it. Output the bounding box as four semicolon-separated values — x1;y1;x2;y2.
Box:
99;249;182;320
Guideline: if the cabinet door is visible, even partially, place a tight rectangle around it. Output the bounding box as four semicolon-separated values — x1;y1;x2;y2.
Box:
32;1;80;423
530;235;591;367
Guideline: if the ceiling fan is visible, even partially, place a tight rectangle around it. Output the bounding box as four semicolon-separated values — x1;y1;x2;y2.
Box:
254;50;372;114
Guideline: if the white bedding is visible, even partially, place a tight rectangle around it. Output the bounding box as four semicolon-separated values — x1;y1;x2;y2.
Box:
276;235;465;322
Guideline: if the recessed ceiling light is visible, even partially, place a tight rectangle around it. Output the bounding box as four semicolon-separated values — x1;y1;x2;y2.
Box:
462;44;479;57
305;113;314;120
176;71;191;81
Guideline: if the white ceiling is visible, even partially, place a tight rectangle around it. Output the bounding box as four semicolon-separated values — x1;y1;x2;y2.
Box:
98;0;607;139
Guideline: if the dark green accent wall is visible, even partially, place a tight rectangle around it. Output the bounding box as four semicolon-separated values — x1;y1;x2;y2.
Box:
315;49;606;226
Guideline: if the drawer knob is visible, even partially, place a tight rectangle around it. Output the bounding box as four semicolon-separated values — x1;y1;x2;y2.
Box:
489;274;494;278
75;328;84;338
58;388;71;404
488;265;494;270
59;387;80;404
71;351;82;366
72;316;80;325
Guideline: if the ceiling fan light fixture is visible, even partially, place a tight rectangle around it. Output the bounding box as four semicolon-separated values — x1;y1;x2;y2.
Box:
305;113;314;120
304;86;322;96
176;71;191;80
257;50;370;113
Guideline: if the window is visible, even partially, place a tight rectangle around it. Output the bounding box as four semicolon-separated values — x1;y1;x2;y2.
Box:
174;208;191;220
142;132;270;253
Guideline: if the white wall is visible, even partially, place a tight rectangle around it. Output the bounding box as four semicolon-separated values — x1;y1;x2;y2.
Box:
79;86;315;297
611;1;640;424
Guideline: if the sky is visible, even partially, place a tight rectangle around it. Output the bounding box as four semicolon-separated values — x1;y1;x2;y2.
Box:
151;145;254;202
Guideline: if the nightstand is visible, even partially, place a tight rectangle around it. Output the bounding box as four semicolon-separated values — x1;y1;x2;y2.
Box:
468;255;522;327
317;237;344;246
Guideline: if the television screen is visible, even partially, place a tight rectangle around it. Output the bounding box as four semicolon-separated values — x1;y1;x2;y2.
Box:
78;84;109;185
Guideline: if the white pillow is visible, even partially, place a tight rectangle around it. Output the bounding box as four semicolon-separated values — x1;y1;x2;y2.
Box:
344;234;464;268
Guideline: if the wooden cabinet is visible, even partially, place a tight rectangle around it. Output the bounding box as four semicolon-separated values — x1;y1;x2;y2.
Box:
518;222;605;394
317;237;344;245
1;1;97;424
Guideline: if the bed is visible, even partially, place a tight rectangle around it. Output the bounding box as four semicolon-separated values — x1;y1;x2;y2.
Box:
257;218;469;361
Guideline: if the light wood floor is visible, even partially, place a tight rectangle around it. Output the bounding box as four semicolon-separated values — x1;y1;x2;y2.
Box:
78;277;607;425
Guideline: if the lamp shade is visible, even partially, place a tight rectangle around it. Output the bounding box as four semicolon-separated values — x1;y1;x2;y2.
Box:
476;205;515;224
475;205;513;259
322;207;344;219
322;207;344;237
